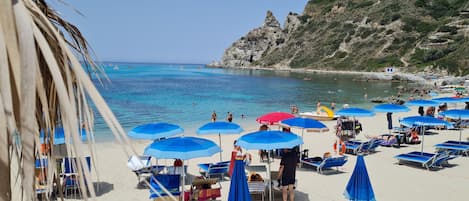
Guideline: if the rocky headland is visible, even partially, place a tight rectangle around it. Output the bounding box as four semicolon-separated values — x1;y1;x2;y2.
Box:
210;0;469;83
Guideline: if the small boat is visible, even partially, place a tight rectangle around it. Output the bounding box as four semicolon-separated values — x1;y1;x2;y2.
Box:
299;112;338;121
299;106;338;121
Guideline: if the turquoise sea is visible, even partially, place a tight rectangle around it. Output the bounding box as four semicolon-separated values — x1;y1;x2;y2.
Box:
92;62;418;140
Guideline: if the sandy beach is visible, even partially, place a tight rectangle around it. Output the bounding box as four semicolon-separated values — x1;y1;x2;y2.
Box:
86;102;469;201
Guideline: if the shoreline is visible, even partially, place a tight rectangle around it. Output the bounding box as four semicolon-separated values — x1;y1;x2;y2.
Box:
206;64;467;86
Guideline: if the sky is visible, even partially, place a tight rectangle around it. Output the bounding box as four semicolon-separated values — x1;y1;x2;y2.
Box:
50;0;308;64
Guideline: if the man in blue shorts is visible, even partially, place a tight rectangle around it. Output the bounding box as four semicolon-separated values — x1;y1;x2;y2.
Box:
277;148;299;201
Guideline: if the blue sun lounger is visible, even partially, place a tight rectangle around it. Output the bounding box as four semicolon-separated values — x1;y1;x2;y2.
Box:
435;142;469;156
198;161;230;179
149;174;181;199
345;139;381;155
394;151;455;170
300;156;348;174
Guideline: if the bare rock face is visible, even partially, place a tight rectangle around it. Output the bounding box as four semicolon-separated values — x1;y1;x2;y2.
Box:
220;11;286;67
284;12;302;34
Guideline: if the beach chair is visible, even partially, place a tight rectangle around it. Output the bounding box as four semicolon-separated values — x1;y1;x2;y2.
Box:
149;174;181;199
248;181;267;201
394;151;455;170
360;139;381;154
300;156;348;174
434;142;469;156
127;155;165;183
62;156;91;197
198;161;230;180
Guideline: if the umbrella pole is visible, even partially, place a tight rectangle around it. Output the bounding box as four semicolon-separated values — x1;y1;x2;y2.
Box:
420;126;425;154
182;160;186;201
268;151;272;201
459;118;462;143
219;133;222;161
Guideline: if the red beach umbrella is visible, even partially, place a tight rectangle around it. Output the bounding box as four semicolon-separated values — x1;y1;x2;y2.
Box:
256;112;295;125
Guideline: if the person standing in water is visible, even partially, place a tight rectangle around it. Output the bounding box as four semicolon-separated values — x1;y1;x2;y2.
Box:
227;112;233;122
211;111;217;122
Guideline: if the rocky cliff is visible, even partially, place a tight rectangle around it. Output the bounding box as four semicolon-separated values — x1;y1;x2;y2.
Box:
217;0;469;75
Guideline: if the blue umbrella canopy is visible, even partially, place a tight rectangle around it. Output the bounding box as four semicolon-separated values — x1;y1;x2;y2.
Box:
228;159;252;201
128;123;183;140
432;97;463;103
196;122;243;134
143;136;221;160
236;130;303;150
279;117;329;132
400;116;453;128
344;155;376;201
406;99;439;107
373;104;410;113
440;109;469;120
40;127;87;145
336;108;375;117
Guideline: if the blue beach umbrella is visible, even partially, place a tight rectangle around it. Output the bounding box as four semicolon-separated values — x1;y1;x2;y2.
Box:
400;116;453;153
440;109;469;142
279;117;329;133
40;127;87;145
144;136;221;201
432;97;463;104
228;159;251;201
236;130;303;150
336;108;374;138
336;108;375;117
128;123;183;140
144;136;221;160
373;104;410;133
344;155;376;201
236;130;303;201
405;99;439;107
373;104;410;113
279;117;328;151
197;122;244;161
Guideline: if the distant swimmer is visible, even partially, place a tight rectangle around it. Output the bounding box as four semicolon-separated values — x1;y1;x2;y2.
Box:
227;112;233;122
331;101;336;110
211;111;217;122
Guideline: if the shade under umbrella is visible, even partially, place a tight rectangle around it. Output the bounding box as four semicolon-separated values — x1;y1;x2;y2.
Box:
400;116;453;153
228;159;252;201
236;130;303;201
128;123;183;140
256;112;295;125
440;109;469;142
344;155;376;201
197;122;244;161
144;136;221;201
40;127;87;145
406;99;439;107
